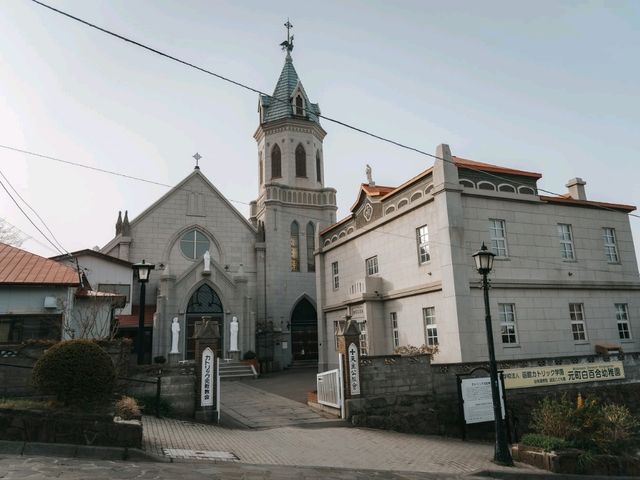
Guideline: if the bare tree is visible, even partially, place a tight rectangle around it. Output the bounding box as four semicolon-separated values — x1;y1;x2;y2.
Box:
0;219;26;246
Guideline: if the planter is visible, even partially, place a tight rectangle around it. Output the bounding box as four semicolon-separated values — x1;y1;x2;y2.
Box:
241;358;259;372
512;444;640;476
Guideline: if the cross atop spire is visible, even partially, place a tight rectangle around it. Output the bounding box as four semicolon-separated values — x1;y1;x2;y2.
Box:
193;152;202;170
280;18;294;55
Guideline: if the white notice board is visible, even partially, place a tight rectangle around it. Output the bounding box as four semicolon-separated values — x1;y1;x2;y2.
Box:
460;377;505;424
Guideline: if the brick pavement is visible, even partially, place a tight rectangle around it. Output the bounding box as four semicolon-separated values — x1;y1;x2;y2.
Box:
220;381;337;428
143;416;534;475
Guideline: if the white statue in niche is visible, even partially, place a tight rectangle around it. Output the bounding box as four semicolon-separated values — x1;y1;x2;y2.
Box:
170;317;180;354
203;250;211;273
229;316;239;352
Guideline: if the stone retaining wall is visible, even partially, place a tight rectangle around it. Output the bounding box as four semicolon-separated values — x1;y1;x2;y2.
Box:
0;408;142;448
347;352;640;439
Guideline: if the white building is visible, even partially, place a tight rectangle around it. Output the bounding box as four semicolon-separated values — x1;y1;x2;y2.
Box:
316;144;640;370
100;49;336;367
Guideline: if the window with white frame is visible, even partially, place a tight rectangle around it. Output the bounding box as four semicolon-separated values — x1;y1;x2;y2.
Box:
416;225;430;263
366;255;379;276
489;219;508;257
603;228;619;263
331;261;339;289
423;307;438;346
615;303;632;340
359;321;369;356
569;303;587;341
558;224;575;260
390;312;399;348
498;303;518;344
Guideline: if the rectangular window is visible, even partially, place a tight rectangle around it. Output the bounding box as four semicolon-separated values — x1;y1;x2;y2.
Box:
359;321;369;356
0;315;62;343
97;283;130;303
558;224;575;260
390;312;399;348
489;219;508;257
615;304;632;340
603;228;619;263
498;303;518;344
423;307;438;346
365;256;379;276
332;261;339;289
416;225;430;264
569;303;587;341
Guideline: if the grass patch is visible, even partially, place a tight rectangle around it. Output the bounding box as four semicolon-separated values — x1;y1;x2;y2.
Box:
521;433;571;451
0;398;60;410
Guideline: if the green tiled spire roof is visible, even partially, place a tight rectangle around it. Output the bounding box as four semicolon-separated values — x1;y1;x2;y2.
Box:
260;53;321;124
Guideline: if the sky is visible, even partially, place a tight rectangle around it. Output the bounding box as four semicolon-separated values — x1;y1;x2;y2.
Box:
1;0;639;261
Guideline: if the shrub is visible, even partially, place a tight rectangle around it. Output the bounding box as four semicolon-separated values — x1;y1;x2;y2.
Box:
32;339;115;406
243;350;257;360
520;433;571;452
134;395;173;417
114;396;141;420
393;344;438;356
530;395;577;440
153;355;167;364
592;403;640;455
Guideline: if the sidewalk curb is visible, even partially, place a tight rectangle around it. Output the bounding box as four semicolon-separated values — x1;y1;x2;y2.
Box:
473;468;639;480
0;440;168;463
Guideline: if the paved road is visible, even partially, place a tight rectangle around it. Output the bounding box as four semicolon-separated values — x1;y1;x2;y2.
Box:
143;416;538;476
220;381;337;428
239;366;317;404
0;455;536;480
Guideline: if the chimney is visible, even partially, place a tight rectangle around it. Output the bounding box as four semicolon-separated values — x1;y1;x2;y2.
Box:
566;178;587;200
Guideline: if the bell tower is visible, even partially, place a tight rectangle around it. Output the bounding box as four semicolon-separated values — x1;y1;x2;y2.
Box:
250;22;336;369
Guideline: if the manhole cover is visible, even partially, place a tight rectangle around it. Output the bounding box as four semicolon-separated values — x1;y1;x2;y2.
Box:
163;448;239;461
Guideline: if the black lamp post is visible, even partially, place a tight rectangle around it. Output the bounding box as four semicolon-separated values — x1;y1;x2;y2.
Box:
132;260;155;365
472;243;513;466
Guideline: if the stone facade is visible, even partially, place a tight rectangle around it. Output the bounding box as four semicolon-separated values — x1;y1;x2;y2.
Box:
317;144;640;369
101;52;336;369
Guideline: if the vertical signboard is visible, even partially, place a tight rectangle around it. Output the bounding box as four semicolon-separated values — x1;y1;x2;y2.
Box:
348;342;360;396
200;347;214;407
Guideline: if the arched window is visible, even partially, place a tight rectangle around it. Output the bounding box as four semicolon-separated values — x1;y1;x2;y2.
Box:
477;181;496;191
498;184;516;193
180;229;209;259
459;179;475;188
295;95;304;116
316;151;322;183
295;144;306;177
271;144;281;179
518;186;536;195
290;221;300;272
306;222;315;272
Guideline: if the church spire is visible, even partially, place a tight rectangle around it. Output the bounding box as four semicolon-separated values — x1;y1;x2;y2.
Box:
259;20;321;125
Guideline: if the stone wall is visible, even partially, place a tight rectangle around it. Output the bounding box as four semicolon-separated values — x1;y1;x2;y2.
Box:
347;352;640;439
0;407;142;448
0;340;130;398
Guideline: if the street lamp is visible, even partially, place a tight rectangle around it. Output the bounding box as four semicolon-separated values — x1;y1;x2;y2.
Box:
472;243;513;466
132;259;155;365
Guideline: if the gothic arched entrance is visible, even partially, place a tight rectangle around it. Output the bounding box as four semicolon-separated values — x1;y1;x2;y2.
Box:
185;284;223;360
290;298;318;361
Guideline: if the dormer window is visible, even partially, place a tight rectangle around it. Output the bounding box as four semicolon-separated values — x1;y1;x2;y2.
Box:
294;95;304;116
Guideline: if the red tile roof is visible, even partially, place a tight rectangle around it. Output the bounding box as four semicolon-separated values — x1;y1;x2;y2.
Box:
539;195;636;213
116;305;156;328
0;242;80;285
453;156;542;179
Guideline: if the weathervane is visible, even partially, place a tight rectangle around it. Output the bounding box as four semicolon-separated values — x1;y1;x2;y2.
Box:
193;152;202;170
280;19;294;53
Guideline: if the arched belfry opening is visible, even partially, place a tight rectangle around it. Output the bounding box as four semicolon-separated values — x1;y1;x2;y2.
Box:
185;284;223;360
290;297;318;361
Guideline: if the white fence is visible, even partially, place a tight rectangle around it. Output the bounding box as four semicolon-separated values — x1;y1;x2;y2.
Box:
317;368;342;409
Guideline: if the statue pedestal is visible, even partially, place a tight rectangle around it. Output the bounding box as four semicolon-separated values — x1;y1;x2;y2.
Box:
168;352;181;366
229;351;240;361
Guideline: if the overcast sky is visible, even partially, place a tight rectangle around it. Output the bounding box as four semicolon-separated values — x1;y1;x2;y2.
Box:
1;0;639;264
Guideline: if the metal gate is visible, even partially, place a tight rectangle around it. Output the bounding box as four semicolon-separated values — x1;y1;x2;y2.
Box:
316;353;344;417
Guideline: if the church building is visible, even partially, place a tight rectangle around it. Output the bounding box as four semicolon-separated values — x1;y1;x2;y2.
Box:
102;43;336;369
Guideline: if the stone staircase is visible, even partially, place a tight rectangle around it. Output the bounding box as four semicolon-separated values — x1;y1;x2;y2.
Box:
288;359;318;369
219;361;258;380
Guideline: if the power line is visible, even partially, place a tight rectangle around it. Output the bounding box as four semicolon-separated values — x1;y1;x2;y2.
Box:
0;169;67;253
0;177;65;255
28;1;639;221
